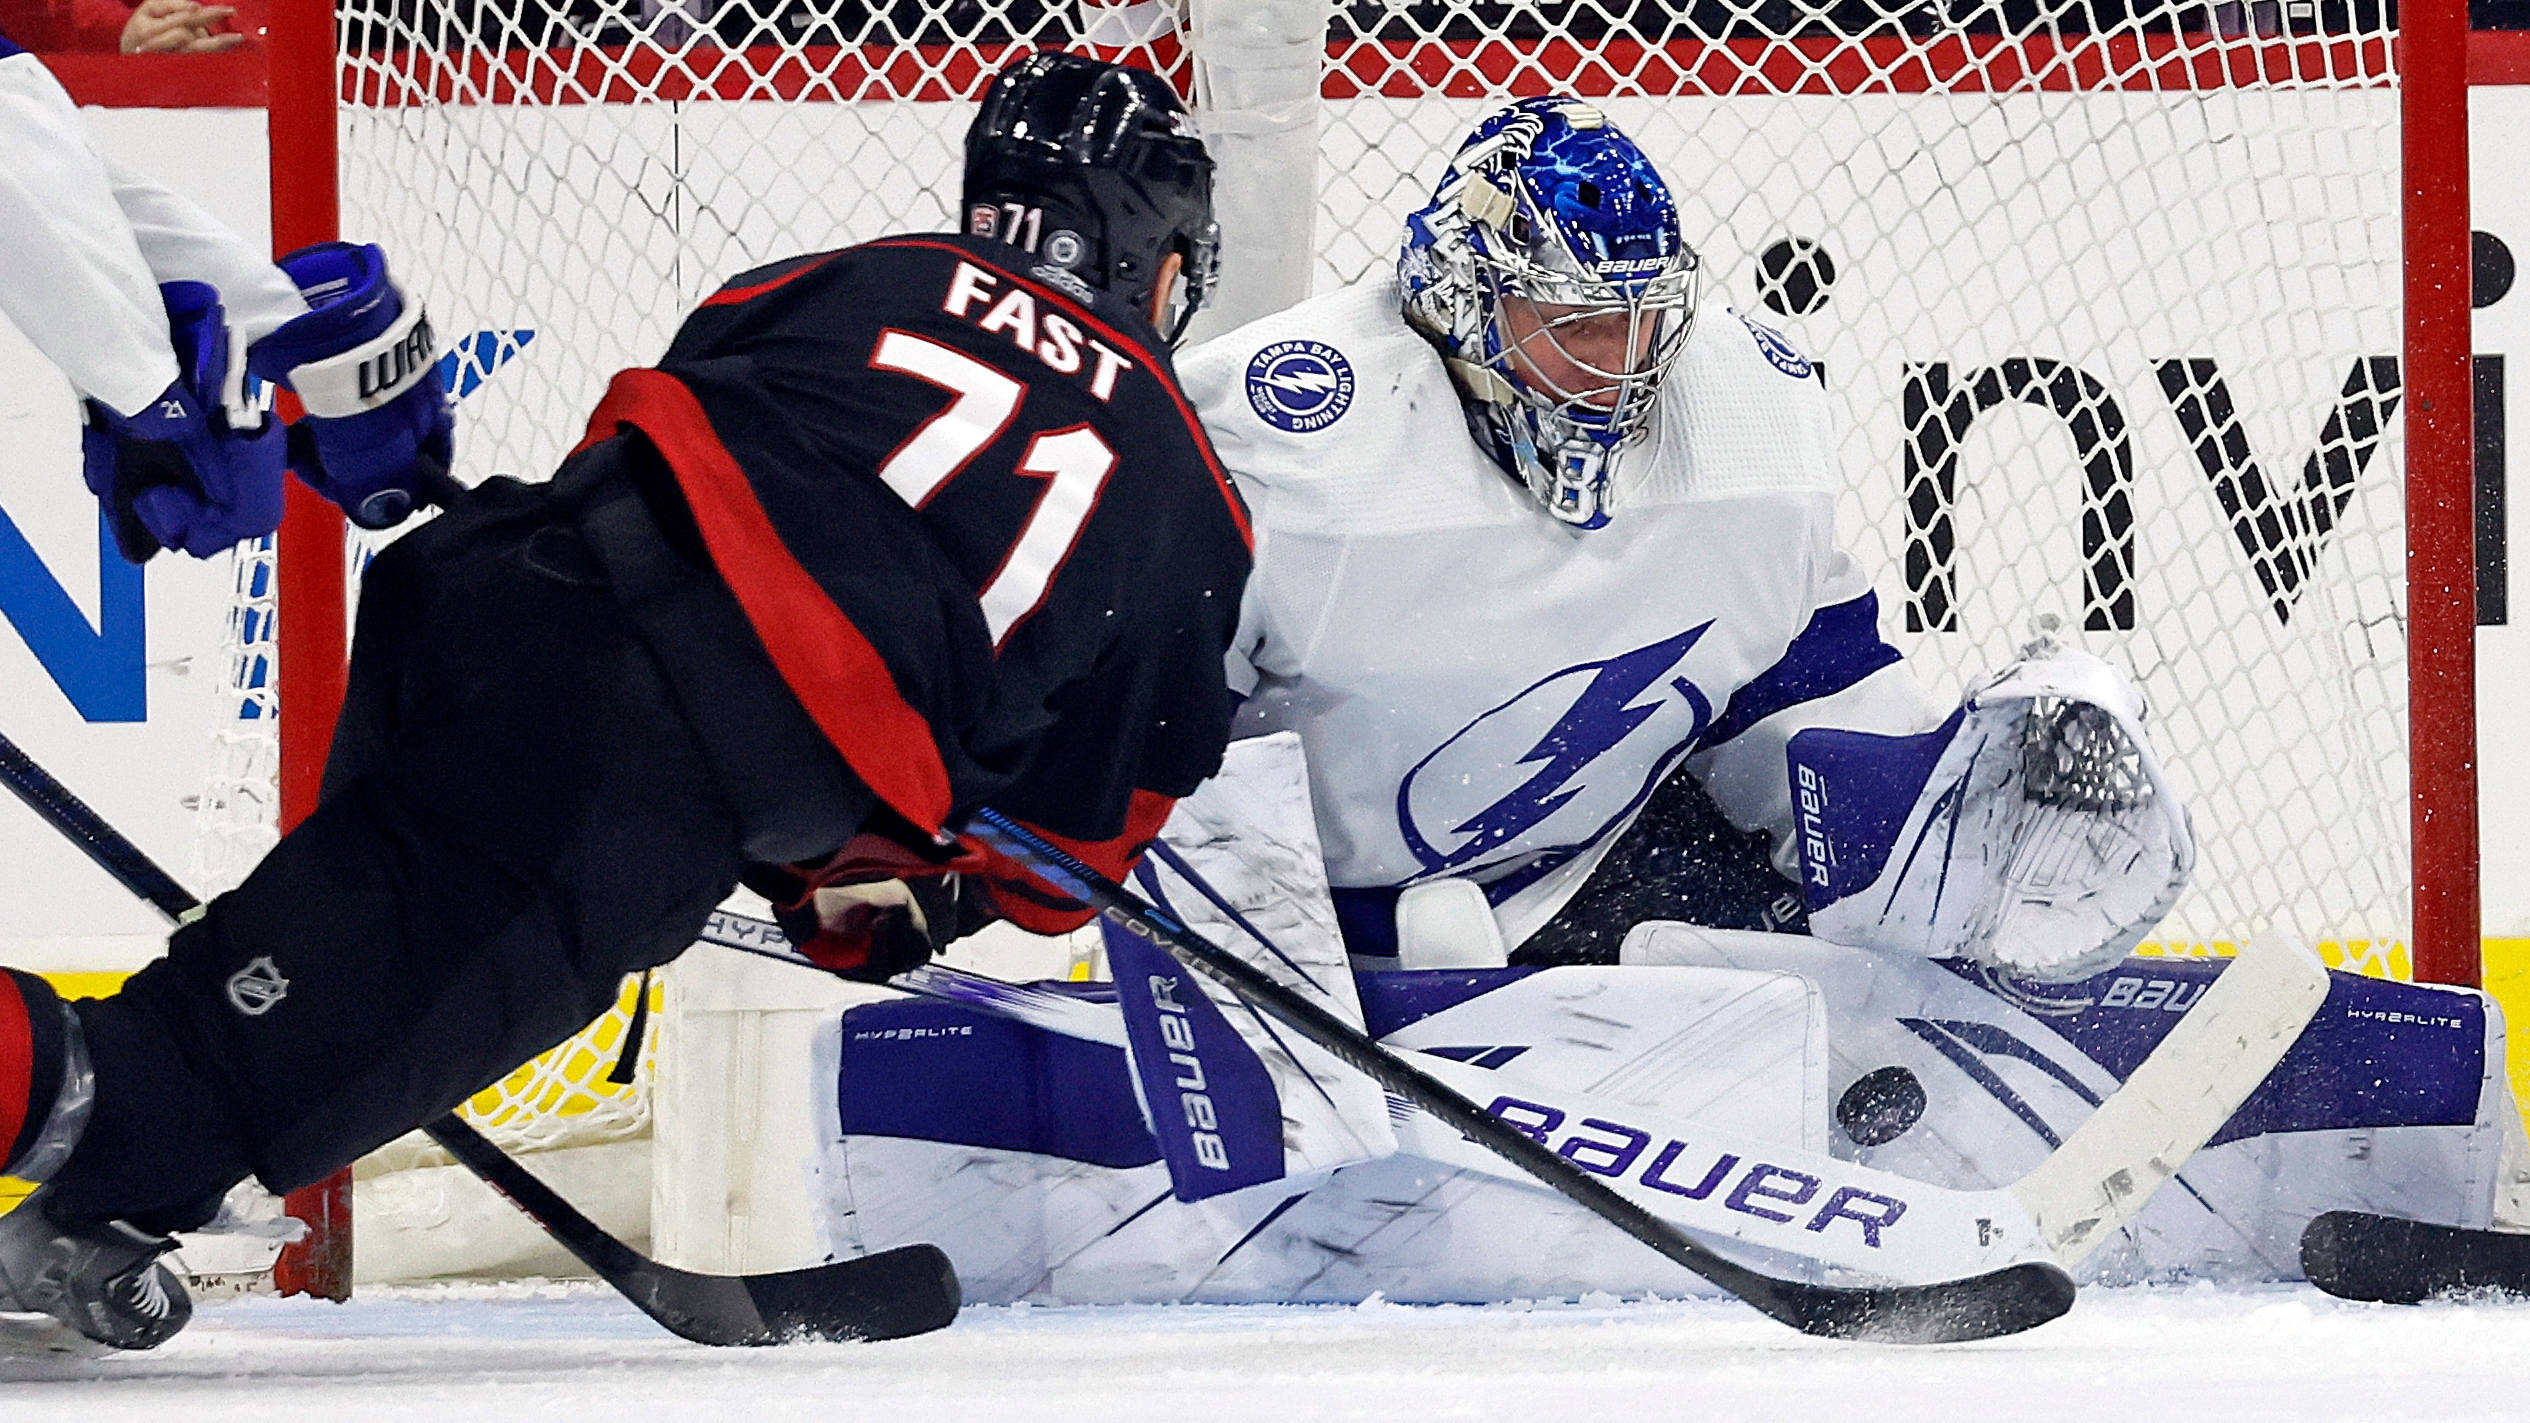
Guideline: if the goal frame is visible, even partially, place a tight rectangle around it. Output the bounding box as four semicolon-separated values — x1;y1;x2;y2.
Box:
253;0;2482;1298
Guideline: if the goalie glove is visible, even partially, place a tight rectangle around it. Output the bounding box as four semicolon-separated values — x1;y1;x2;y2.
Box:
1788;633;2195;982
246;242;458;530
80;281;286;562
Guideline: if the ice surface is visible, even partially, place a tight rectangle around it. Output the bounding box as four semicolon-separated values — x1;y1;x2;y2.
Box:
3;1281;2529;1422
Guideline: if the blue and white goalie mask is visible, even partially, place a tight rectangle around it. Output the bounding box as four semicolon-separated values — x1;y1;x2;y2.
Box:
1398;98;1698;529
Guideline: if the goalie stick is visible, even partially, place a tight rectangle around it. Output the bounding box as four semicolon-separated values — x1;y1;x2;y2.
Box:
0;728;960;1347
695;871;2322;1306
863;938;2313;1288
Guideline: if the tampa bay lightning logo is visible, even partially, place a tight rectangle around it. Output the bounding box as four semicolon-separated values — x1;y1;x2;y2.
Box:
1245;341;1356;433
1737;311;1813;379
1398;623;1716;878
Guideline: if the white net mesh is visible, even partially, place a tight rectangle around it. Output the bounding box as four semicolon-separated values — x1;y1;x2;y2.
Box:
202;0;2413;1223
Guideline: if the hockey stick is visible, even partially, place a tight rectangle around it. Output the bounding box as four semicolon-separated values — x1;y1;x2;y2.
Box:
708;843;2316;1309
959;807;2072;1344
2302;1211;2530;1303
0;727;960;1346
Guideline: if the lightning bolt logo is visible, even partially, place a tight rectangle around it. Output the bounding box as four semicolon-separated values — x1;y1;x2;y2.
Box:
1265;367;1338;395
1398;622;1715;875
1245;340;1357;433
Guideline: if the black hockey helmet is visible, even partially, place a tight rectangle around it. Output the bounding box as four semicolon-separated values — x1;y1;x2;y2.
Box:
962;51;1219;343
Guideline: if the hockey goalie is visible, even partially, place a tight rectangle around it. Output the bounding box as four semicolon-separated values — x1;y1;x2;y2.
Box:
813;724;2530;1304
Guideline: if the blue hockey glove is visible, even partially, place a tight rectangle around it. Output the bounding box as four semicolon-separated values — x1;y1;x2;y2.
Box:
247;241;458;530
81;281;286;562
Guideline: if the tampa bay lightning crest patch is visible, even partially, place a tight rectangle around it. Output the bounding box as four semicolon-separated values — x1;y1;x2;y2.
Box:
1246;340;1356;434
1737;311;1813;379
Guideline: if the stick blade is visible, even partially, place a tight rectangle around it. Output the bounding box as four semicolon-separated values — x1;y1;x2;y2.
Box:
742;1243;963;1343
1753;1261;2076;1343
2302;1210;2530;1305
626;1244;961;1347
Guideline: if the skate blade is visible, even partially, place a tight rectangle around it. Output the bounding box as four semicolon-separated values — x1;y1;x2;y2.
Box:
0;1311;117;1359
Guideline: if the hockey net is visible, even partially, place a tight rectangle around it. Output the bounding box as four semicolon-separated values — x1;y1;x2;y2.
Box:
208;0;2422;1280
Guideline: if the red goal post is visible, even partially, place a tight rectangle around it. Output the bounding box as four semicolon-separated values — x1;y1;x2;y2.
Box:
255;0;2476;1294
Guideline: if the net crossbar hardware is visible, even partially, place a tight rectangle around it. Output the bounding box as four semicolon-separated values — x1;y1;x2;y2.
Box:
0;727;961;1346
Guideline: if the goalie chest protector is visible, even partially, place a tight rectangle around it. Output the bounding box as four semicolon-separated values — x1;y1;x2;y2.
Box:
573;235;1253;848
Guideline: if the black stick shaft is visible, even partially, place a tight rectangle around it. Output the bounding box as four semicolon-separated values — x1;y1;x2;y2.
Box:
0;729;200;925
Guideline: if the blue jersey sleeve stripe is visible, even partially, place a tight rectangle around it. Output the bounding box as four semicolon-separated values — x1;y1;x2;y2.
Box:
0;33;25;58
1699;591;1904;751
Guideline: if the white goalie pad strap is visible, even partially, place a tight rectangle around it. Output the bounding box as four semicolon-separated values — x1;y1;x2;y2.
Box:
284;300;438;418
1793;637;2195;981
1112;732;1395;1201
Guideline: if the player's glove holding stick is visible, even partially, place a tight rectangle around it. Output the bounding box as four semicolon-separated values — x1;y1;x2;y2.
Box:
248;241;461;529
81;280;286;561
743;829;999;983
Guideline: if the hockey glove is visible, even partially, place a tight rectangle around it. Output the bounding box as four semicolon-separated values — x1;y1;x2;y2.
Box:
1790;634;2194;982
81;281;286;562
247;241;458;530
743;827;998;982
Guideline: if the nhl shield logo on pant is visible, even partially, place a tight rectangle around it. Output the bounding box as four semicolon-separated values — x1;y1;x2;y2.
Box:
226;956;291;1016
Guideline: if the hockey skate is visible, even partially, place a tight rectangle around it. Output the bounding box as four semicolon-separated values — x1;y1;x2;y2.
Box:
0;1188;191;1355
0;969;186;1354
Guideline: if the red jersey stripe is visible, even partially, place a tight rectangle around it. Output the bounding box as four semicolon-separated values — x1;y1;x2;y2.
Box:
699;252;843;309
581;368;957;834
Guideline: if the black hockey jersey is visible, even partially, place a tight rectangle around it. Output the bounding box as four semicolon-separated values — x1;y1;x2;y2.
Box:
571;235;1251;922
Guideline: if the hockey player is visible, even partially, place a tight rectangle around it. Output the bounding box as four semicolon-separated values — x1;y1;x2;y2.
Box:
0;50;1248;1352
1173;97;2193;986
0;29;455;560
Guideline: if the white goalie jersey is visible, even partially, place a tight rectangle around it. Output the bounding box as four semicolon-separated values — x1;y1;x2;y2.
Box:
1175;279;1949;952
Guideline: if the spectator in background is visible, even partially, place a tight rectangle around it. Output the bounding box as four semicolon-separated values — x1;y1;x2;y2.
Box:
0;0;241;52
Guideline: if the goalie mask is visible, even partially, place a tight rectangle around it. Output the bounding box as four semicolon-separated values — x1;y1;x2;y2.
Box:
1399;98;1698;530
963;52;1220;344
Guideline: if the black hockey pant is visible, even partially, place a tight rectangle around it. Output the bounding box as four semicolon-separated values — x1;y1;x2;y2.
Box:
46;478;763;1234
